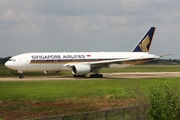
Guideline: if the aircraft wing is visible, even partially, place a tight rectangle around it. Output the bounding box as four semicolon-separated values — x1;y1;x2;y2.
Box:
89;57;156;67
64;56;158;68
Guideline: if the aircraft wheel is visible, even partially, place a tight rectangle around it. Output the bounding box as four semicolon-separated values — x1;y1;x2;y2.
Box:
99;74;103;78
73;75;86;77
90;74;103;78
19;74;24;79
90;74;95;78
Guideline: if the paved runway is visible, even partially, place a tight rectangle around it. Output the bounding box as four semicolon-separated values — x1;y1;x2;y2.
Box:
0;72;180;82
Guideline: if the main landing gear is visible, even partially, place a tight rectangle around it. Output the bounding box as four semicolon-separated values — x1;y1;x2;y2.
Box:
18;71;24;79
90;68;103;78
90;73;103;78
73;74;103;78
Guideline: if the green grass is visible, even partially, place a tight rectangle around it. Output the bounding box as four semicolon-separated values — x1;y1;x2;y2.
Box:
1;78;180;101
1;78;180;119
1;64;180;119
101;65;180;72
0;80;127;101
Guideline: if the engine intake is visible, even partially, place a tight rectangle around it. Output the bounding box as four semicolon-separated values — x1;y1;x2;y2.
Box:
72;65;91;75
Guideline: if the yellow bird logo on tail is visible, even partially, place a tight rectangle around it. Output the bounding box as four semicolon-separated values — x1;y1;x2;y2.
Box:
139;35;150;52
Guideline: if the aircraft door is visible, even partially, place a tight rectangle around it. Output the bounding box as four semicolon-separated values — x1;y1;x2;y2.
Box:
25;57;30;65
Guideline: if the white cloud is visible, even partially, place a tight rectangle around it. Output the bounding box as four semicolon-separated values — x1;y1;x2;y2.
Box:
2;10;16;20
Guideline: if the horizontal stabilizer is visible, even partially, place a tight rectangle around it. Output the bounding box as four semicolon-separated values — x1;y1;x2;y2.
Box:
159;54;172;57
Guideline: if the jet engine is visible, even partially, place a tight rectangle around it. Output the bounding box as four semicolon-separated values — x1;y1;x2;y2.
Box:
72;64;91;75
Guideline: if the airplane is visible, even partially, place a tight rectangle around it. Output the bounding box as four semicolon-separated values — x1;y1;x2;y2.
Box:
5;27;161;78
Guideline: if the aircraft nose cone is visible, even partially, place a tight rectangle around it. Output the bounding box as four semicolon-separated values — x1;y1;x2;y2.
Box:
5;61;10;68
5;61;15;69
5;61;17;70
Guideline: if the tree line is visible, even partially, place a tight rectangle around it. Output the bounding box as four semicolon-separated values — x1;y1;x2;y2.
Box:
0;57;11;64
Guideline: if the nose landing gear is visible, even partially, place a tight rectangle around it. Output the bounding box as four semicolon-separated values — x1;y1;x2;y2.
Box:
18;71;24;79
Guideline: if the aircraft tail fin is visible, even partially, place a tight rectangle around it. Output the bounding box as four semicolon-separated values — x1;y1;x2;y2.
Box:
132;27;156;52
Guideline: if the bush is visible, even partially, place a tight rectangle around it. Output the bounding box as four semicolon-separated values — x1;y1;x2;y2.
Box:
148;84;178;120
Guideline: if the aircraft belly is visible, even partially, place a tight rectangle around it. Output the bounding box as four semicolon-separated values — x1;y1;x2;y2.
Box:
21;64;68;72
109;64;133;68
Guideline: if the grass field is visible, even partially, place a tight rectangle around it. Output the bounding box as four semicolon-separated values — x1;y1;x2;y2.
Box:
1;64;180;119
101;64;180;72
1;78;180;119
0;79;162;100
1;78;180;100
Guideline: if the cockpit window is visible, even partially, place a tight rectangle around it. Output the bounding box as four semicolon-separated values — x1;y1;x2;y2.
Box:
8;59;16;62
8;59;13;61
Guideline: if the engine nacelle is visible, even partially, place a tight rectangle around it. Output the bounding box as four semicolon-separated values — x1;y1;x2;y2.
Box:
72;65;91;75
44;71;60;74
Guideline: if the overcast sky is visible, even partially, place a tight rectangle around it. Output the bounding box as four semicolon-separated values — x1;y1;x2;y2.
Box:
0;0;179;59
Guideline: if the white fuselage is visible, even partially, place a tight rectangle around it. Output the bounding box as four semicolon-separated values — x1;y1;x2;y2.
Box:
5;52;158;72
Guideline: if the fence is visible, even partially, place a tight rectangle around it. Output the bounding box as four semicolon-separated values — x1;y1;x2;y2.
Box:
33;104;150;120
